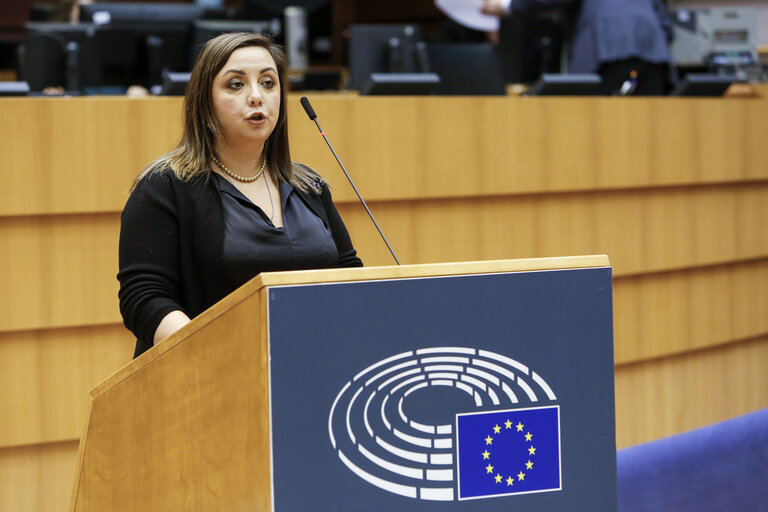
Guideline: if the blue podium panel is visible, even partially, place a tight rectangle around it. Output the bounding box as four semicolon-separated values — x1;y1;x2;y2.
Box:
267;267;616;511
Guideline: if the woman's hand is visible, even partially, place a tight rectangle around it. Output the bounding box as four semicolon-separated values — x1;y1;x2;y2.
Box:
153;310;192;346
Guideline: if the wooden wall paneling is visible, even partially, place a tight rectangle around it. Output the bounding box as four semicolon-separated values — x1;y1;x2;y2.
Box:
336;182;768;271
0;98;181;217
3;184;765;332
752;83;768;99
0;440;79;512
735;183;768;254
0;212;121;332
613;259;768;364
727;258;768;339
0;324;133;448
614;335;768;448
292;96;768;201
3;96;768;216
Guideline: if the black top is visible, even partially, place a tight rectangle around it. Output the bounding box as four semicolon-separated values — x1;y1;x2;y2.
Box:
214;174;339;290
118;167;362;358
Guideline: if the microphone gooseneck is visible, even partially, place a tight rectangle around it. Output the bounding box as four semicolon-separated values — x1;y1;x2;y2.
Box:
300;96;401;266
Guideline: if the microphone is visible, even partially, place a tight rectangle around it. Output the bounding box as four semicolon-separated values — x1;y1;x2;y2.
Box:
300;96;316;120
300;96;401;265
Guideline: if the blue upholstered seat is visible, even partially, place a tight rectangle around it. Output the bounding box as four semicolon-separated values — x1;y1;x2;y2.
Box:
617;407;768;512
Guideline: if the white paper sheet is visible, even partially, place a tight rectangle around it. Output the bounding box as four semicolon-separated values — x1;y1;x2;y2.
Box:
435;0;501;32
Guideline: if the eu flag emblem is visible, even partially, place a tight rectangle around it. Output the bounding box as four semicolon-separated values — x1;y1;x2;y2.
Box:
456;405;561;500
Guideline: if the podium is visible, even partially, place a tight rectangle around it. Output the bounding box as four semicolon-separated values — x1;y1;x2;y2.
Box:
70;256;617;511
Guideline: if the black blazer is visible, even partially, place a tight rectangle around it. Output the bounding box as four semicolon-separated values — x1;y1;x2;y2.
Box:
117;168;362;358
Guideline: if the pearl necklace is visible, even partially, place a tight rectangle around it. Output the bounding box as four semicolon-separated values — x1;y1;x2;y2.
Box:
212;154;266;183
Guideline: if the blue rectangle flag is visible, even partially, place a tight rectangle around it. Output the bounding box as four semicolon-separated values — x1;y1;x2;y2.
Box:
457;405;561;500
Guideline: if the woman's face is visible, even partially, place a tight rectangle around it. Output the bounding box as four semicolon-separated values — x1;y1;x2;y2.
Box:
211;46;280;152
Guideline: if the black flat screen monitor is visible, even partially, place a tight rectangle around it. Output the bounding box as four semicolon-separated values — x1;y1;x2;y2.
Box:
525;73;602;96
424;43;506;95
360;73;441;96
78;3;206;88
22;22;102;92
80;2;205;30
192;20;272;63
671;74;735;97
348;24;422;90
289;70;343;92
161;70;192;96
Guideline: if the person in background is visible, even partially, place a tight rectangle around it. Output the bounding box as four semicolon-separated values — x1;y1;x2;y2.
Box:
118;33;362;358
50;0;93;24
482;0;676;95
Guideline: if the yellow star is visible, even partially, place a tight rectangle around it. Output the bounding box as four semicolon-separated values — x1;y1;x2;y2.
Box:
495;473;503;483
486;464;494;474
528;446;536;455
506;476;514;486
493;424;501;434
482;450;491;460
526;460;534;470
485;435;494;445
525;432;533;442
518;471;526;481
505;419;513;429
516;422;524;432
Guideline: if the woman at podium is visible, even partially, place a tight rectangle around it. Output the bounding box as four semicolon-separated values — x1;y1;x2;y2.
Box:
117;33;362;358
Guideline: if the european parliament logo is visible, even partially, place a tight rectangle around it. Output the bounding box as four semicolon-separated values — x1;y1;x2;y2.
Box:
328;346;562;502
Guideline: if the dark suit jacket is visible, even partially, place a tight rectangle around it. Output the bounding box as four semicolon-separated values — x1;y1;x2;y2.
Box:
509;0;673;73
117;167;362;358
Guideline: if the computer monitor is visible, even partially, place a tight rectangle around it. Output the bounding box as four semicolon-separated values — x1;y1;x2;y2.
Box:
161;70;192;96
424;43;506;96
79;3;206;89
671;74;735;96
191;19;273;63
21;22;102;92
348;24;423;91
360;73;441;96
79;3;205;30
525;74;603;96
288;70;343;92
